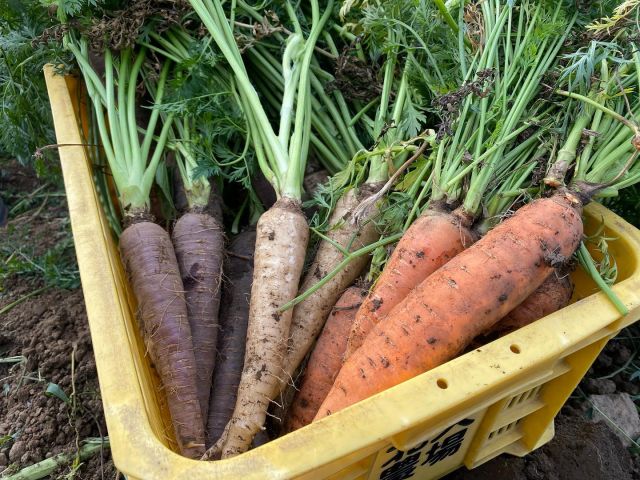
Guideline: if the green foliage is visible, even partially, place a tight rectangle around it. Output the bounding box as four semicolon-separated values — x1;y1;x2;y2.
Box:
0;1;68;174
50;0;100;16
584;219;620;286
398;96;426;138
45;382;71;404
151;28;262;217
0;231;80;290
560;41;626;91
365;189;412;280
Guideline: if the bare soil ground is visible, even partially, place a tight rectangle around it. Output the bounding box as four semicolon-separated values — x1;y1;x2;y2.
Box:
0;160;116;479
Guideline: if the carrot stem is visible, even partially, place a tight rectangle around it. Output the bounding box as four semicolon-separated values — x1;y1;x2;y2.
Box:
555;89;638;134
577;242;628;315
433;0;472;48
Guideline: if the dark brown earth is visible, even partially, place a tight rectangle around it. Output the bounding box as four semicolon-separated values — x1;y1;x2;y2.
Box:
0;160;116;479
0;282;116;479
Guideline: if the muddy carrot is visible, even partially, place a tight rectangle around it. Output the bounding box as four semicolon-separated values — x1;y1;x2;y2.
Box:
120;222;205;456
344;205;475;359
491;272;574;336
65;42;206;457
315;192;583;419
279;48;433;401
282;186;381;384
339;0;577;362
193;0;333;458
285;286;366;432
172;209;224;423
169;114;225;424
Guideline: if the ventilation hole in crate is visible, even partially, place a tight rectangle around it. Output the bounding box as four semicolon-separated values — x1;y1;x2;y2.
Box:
524;385;541;401
507;393;522;408
510;344;521;354
506;393;522;409
504;384;542;411
487;420;519;441
437;378;448;389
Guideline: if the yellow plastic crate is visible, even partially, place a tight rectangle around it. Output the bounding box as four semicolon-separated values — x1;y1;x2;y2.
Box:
44;65;640;480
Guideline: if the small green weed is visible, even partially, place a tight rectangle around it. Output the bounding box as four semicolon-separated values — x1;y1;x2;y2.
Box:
0;235;79;290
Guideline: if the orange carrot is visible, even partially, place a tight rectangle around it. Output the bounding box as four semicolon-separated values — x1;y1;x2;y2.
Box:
467;271;574;352
491;271;573;336
315;193;583;419
343;206;475;359
285;286;366;432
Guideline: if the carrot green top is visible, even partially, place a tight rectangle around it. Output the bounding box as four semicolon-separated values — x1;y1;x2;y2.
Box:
188;0;333;202
428;2;577;218
67;40;174;213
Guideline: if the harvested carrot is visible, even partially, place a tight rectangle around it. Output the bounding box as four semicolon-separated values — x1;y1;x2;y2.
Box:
207;198;309;458
206;229;256;447
120;221;205;457
282;185;381;389
66;42;206;458
285;286;366;432
164;96;226;426
173;167;224;224
491;271;573;336
193;0;333;458
172;209;224;423
467;271;574;352
343;205;475;359
315;193;583;419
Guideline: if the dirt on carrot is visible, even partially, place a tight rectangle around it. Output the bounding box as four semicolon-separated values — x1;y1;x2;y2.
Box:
282;184;381;395
173;211;225;424
344;205;476;359
316;193;583;419
209;198;309;459
491;271;574;336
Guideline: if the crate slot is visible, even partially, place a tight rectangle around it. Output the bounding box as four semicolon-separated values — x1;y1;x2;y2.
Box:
504;384;541;411
477;425;523;462
491;399;545;433
485;419;521;448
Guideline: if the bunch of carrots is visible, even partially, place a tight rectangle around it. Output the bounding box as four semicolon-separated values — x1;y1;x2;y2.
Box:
47;0;640;460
